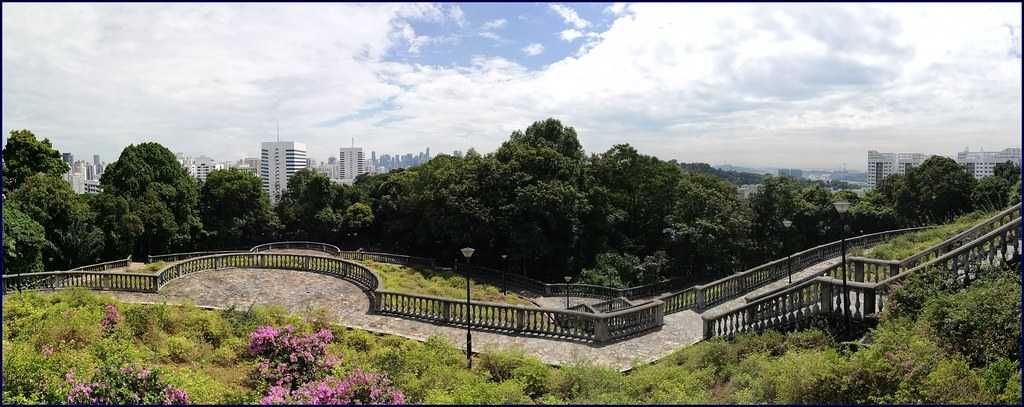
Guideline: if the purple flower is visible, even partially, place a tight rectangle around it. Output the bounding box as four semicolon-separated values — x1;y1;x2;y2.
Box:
101;304;123;333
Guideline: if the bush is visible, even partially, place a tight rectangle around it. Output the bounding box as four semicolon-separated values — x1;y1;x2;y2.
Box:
164;335;200;363
917;276;1021;366
65;364;189;404
550;360;623;402
623;363;714;403
920;358;983;403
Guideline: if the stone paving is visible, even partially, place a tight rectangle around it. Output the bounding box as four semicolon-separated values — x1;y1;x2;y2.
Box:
97;251;844;371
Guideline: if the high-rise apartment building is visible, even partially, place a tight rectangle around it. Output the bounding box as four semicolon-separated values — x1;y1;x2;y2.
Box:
177;155;222;182
866;151;934;188
62;153;74;165
956;148;1021;179
338;147;367;180
261;142;307;204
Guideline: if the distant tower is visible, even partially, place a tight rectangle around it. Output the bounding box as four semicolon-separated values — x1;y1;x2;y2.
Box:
261;141;307;205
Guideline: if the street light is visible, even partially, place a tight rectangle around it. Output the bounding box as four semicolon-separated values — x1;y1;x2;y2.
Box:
501;254;508;295
782;219;793;284
460;247;475;369
563;276;572;309
832;200;851;338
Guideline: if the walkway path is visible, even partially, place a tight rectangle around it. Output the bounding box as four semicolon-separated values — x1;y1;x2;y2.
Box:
97;252;843;371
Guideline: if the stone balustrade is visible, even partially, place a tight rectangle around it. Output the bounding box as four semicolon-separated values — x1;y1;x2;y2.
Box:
702;214;1021;340
147;250;250;264
70;255;133;272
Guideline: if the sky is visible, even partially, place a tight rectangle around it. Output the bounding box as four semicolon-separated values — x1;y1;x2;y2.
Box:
2;3;1021;171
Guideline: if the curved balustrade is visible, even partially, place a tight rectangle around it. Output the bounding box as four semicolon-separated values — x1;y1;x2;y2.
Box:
147;250;250;264
250;241;342;256
70;255;133;272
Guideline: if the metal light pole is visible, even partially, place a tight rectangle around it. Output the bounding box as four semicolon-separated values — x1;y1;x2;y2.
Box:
833;200;851;338
782;219;793;284
501;254;508;295
563;276;571;308
460;247;475;369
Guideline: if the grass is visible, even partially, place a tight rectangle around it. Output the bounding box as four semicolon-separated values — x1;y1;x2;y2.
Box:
863;210;997;261
363;260;534;306
125;261;168;274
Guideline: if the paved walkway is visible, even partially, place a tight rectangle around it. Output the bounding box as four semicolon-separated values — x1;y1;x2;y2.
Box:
91;251;842;371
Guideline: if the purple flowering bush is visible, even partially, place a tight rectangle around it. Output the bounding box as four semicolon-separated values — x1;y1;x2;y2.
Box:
247;325;404;404
65;364;189;404
101;304;124;334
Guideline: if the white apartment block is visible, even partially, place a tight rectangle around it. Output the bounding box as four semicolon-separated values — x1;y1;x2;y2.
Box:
956;148;1021;179
176;154;223;182
84;179;102;194
338;147;367;180
866;151;933;189
261;142;307;205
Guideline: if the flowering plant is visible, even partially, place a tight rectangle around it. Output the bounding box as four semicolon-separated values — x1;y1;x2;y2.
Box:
66;364;188;404
260;370;405;405
101;304;123;334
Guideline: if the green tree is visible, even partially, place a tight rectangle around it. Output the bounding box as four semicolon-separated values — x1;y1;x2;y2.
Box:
3;202;46;274
87;192;144;260
7;174;104;269
894;156;976;224
100;143;202;257
2;129;70;191
277;169;361;242
199;168;278;248
993;161;1020;186
664;172;752;280
748;176;801;259
973;176;1010;211
343;202;374;231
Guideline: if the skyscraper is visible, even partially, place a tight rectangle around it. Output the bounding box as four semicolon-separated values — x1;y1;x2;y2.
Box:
338;147;367;180
956;148;1021;179
261;141;307;205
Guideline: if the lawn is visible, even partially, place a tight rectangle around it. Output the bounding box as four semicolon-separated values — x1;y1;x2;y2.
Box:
862;210;996;261
361;260;533;306
124;261;168;274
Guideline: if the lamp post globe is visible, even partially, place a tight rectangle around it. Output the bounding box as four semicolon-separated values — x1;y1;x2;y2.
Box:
460;247;475;368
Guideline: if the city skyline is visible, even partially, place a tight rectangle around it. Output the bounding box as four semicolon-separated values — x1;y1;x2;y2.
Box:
3;3;1020;171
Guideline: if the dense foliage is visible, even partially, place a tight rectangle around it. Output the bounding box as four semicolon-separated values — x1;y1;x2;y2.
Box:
1;129;70;191
2;121;1017;288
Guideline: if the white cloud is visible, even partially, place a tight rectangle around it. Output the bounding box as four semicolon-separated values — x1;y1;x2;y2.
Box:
550;4;591;29
479;31;502;41
481;18;507;31
560;29;584;42
447;5;466;26
605;3;628;16
2;4;1020;171
522;43;545;56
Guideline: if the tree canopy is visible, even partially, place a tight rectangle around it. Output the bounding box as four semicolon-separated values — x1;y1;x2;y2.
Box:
2;129;70;191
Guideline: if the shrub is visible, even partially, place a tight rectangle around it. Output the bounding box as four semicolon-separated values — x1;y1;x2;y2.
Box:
623;363;714;403
920;358;983;403
101;304;124;334
511;358;554;399
979;358;1019;403
477;348;532;382
65;364;189;404
261;369;404;404
247;325;338;392
165;335;200;363
917;276;1021;366
424;378;530;404
550;360;623;402
728;350;843;404
164;367;249;404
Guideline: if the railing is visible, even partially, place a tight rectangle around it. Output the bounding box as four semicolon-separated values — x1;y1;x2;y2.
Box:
70;255;133;272
250;241;342;256
845;204;1022;282
339;251;437;268
374;290;664;342
658;227;929;315
702;215;1021;339
147;250;250;264
3;271;157;294
154;252;380;293
569;297;635;314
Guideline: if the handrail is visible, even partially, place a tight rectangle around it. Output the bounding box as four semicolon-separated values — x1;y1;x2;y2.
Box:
841;204;1021;283
464;263;688;300
70;255;133;272
250;241;342;256
147;250;250;264
701;215;1021;339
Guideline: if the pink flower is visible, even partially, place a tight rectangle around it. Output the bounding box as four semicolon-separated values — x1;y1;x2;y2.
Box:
101;304;124;333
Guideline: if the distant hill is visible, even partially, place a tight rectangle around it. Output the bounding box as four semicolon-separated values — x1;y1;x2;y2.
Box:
675;162;766;186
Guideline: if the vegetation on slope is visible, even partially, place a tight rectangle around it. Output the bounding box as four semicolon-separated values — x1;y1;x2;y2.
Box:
864;210;996;261
5;262;1019;405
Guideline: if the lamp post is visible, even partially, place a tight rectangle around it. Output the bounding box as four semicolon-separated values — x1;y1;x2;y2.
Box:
782;219;793;284
563;276;571;309
832;200;851;338
501;254;508;295
460;247;475;369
